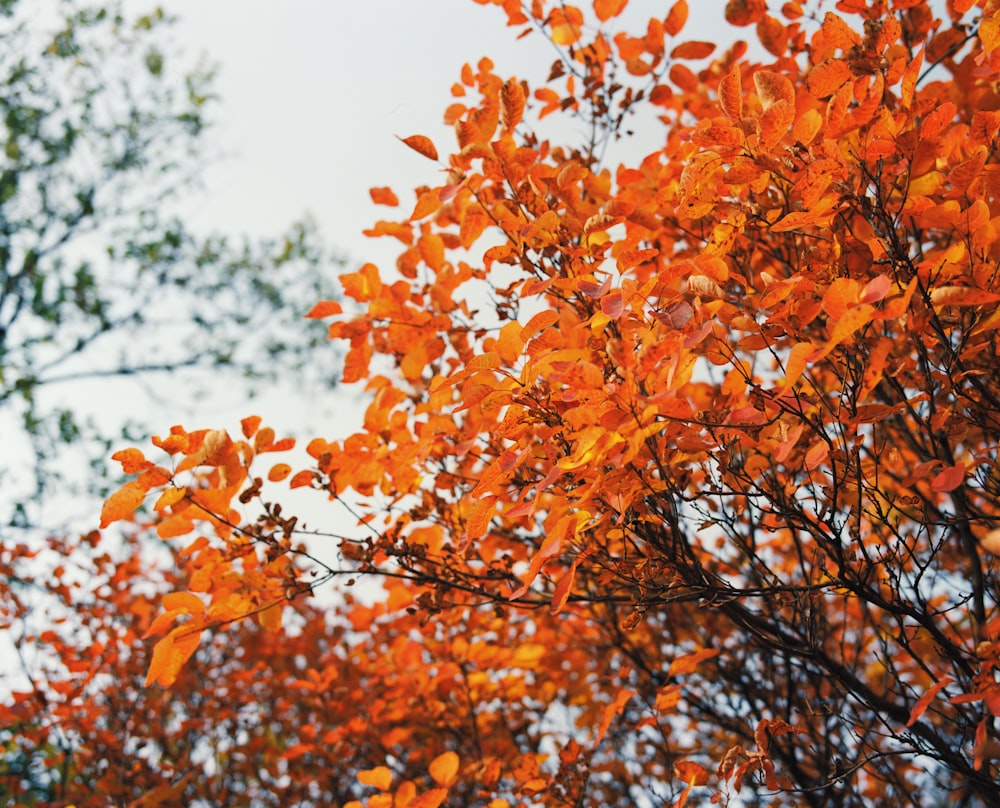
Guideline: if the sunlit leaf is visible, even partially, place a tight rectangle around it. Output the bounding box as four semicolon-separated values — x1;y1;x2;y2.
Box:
99;481;147;528
358;766;393;790
429;751;460;787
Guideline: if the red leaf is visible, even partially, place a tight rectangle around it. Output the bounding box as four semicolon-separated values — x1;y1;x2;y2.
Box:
601;289;625;318
931;462;965;492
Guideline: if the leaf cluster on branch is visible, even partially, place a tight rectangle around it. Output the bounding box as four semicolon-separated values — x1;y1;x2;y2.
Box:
9;0;1000;805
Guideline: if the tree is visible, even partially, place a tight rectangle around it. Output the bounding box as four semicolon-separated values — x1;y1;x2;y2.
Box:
30;0;1000;804
0;0;337;530
0;0;338;802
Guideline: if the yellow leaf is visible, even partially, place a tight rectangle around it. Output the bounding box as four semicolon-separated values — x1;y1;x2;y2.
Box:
511;643;546;667
153;486;186;510
429;751;460;787
161;591;206;615
257;603;283;632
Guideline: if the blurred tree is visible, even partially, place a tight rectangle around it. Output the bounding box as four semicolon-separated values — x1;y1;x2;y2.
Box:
0;0;339;530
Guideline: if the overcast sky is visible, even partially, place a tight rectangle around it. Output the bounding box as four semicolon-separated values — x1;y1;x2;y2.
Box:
161;2;721;268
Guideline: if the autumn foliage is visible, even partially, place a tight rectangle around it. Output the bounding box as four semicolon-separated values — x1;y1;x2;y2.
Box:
9;0;1000;804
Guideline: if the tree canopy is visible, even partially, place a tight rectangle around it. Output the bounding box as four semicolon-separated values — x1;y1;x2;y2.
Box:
9;0;1000;805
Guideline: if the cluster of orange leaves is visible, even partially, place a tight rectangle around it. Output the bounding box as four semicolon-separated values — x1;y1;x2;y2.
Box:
90;0;1000;803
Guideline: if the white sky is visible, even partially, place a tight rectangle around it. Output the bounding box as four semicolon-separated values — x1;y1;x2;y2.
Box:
162;1;720;272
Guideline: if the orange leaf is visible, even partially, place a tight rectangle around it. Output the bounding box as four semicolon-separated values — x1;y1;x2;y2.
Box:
675;760;712;786
930;286;1000;307
466;495;496;541
241;415;262;438
671;40;715;60
522;310;559;341
358;766;393;791
776;341;813;395
409;789;448;808
501;79;525;132
664;0;688;36
906;676;953;727
398;134;439;161
100;481;147;528
754;70;794;110
793;108;823;144
594;688;635;748
725;0;766;26
305;300;342;318
670;648;720;677
718;63;743;120
550;555;584;615
821;11;861;50
809;304;874;361
153;486;186;510
112;448;153;474
806;59;851;98
289;470;315;489
804;441;829;470
593;0;627;22
550;5;584;45
145;627;203;687
268;463;292;482
757;14;787;57
161;591;206;615
369;186;399;206
257;602;283;632
429;751;460;787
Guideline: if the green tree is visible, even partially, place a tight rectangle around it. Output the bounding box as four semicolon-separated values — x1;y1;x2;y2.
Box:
0;0;338;530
